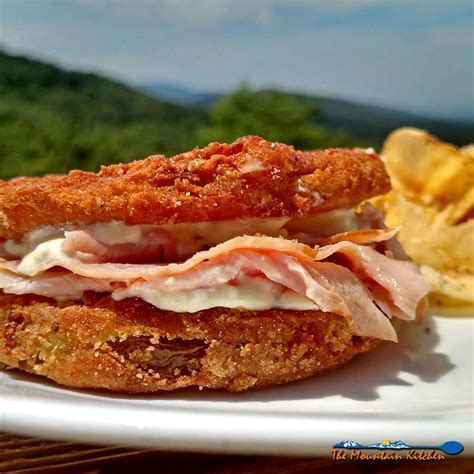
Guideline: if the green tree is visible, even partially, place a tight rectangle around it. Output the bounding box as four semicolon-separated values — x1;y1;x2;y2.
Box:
197;85;349;149
0;51;205;178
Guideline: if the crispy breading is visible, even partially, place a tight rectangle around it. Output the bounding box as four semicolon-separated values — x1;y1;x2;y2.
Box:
0;294;380;392
0;136;390;240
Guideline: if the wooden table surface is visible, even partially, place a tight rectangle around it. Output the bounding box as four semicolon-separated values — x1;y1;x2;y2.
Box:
0;433;472;474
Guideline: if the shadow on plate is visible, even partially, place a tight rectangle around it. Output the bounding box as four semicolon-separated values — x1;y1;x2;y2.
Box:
1;316;455;403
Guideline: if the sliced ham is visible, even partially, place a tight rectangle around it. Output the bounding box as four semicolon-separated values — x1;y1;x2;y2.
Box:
0;269;115;301
304;263;397;341
62;229;177;263
315;241;429;319
0;206;429;343
11;236;318;279
0;248;398;341
313;226;399;246
0;233;430;341
0;240;9;259
355;203;409;260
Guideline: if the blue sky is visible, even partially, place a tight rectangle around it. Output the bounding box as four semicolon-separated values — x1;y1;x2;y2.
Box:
1;0;473;120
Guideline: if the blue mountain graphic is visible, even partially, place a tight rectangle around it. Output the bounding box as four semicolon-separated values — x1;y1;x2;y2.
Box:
367;441;411;450
333;440;366;449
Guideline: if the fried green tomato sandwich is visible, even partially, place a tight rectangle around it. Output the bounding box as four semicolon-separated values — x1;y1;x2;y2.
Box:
0;136;429;392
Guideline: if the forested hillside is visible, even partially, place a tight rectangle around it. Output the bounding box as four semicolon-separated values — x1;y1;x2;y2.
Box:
1;51;470;180
0;52;204;178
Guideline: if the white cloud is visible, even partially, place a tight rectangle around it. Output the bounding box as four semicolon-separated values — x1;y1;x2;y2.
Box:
75;0;435;27
76;0;275;27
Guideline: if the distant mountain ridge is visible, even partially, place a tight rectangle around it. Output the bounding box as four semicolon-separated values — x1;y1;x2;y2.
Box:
141;82;473;146
140;83;220;108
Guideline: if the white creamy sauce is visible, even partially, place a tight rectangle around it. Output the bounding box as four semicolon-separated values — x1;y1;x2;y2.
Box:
113;278;317;313
4;228;64;257
4;209;357;259
16;238;65;275
90;222;146;245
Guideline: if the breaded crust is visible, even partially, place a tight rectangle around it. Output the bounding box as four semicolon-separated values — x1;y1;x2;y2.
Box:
0;136;390;240
0;293;381;392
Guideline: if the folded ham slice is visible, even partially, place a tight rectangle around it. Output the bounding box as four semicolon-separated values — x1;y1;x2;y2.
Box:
315;241;428;320
0;225;429;342
0;270;115;301
62;229;177;264
13;235;317;279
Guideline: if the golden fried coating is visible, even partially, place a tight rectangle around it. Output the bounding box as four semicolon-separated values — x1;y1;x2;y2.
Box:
0;294;380;392
0;136;390;240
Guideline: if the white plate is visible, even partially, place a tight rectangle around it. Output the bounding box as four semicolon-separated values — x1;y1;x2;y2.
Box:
1;315;472;457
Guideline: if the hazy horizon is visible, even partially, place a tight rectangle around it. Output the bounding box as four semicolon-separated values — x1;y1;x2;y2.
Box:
137;80;474;122
1;0;472;121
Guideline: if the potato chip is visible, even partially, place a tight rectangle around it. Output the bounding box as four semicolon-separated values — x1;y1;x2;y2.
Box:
428;293;474;316
421;265;474;304
460;144;474;158
437;187;474;225
372;128;474;313
382;128;474;210
387;195;474;274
